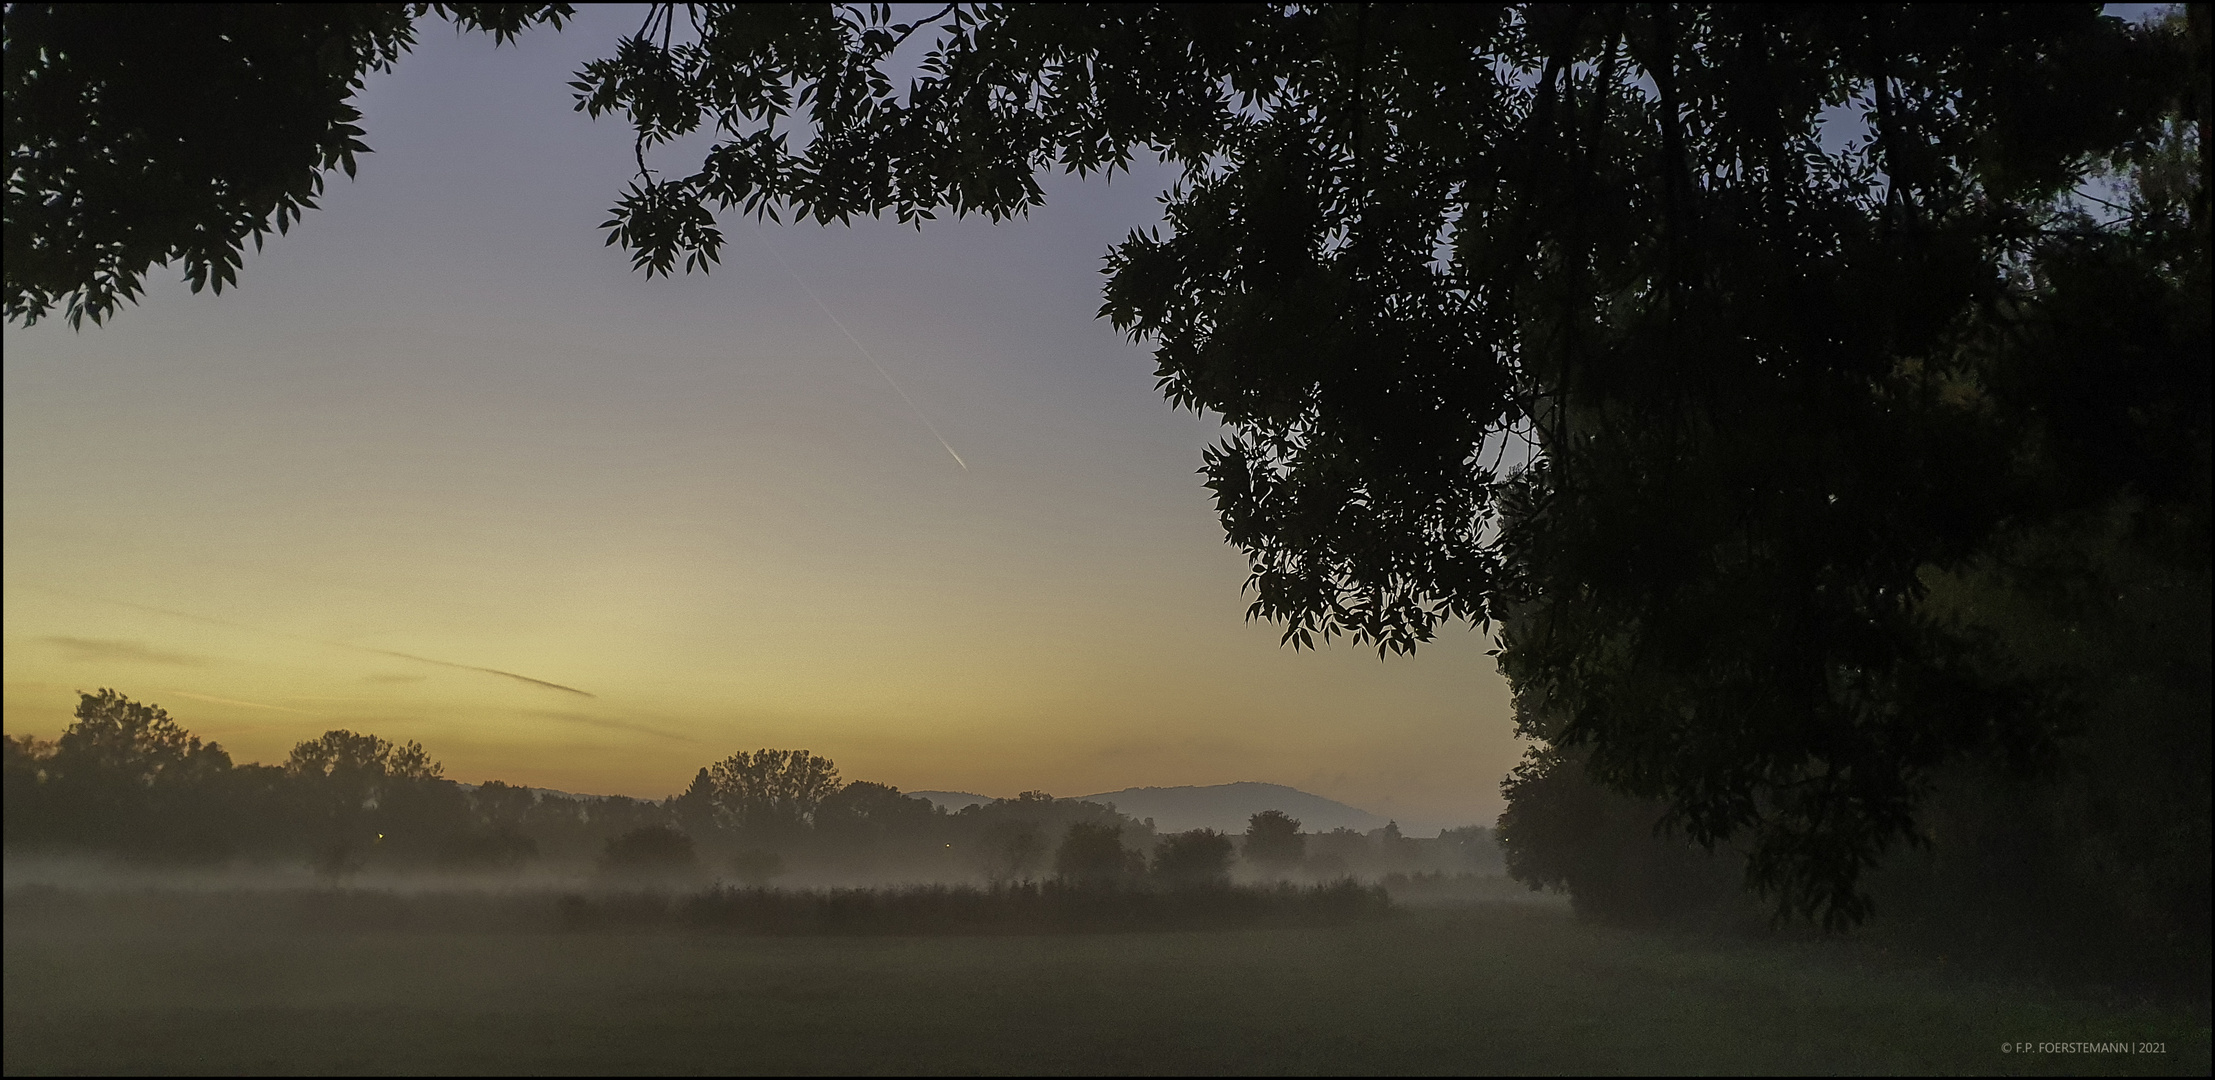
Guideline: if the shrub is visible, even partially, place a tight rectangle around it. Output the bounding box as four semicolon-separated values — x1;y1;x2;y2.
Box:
1152;829;1234;886
598;825;697;881
1054;821;1141;886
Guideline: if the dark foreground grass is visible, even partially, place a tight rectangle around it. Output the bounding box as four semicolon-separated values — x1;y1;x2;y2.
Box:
5;888;2207;1076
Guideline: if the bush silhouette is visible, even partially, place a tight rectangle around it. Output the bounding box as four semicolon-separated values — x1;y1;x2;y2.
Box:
1242;811;1305;876
599;826;697;880
1152;829;1234;887
1055;821;1138;886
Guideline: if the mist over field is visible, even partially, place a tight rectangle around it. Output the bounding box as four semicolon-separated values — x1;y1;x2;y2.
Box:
6;868;2203;1076
6;694;2209;1075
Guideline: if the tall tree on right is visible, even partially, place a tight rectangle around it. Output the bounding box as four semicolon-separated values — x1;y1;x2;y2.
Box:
558;4;2205;926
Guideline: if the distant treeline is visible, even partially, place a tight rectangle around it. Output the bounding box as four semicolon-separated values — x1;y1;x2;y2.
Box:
5;877;1395;938
2;690;1503;887
564;879;1395;935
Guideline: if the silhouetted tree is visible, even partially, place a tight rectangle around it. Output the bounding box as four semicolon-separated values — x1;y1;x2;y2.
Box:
707;748;841;837
980;821;1045;885
1055;821;1139;887
285;728;449;871
2;2;572;326
1499;745;1745;925
1308;828;1374;881
816;780;937;837
561;3;2209;927
286;729;442;788
1242;810;1306;877
1369;821;1419;873
670;766;720;837
207;761;295;860
1152;829;1235;887
600;824;697;881
42;690;235;855
470;779;538;829
1435;825;1505;876
953;791;1150;881
443;780;541;869
1;735;57;847
581;794;671;850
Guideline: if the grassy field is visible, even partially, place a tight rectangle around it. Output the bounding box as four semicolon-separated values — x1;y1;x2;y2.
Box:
5;889;2207;1075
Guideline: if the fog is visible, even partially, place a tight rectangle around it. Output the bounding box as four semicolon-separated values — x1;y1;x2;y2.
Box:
9;701;2204;1074
10;859;2195;1075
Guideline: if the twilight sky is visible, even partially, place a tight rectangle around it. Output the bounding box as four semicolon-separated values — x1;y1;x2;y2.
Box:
1;6;1518;830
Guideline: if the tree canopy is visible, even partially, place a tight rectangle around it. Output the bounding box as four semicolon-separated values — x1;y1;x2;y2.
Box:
5;3;2206;927
706;747;843;833
2;3;578;327
1242;809;1306;871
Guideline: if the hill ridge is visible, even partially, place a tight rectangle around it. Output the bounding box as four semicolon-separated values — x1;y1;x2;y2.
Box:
1077;782;1390;835
908;782;1397;835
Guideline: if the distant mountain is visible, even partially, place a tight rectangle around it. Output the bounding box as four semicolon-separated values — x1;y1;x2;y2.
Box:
456;782;625;803
908;790;995;812
893;785;1420;835
1076;782;1391;835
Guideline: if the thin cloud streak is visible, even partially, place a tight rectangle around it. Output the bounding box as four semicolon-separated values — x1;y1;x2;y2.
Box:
41;636;206;666
522;710;698;743
16;584;594;697
167;690;309;713
350;646;595;697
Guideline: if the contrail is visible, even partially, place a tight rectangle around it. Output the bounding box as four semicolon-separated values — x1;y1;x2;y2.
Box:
14;584;595;697
344;645;595;697
758;228;969;471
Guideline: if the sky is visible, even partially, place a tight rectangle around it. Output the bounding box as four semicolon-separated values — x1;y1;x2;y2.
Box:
1;7;1527;832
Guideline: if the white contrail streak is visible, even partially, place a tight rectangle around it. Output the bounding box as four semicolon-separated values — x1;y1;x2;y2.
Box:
758;229;969;471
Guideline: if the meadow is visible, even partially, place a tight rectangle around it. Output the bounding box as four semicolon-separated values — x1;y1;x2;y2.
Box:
5;885;2206;1076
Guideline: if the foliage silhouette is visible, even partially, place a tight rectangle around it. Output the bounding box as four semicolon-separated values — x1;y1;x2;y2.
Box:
670;767;718;836
19;690;234;856
1;3;574;327
1434;825;1506;877
1241;810;1306;876
1054;820;1141;886
814;780;939;848
1151;828;1235;886
707;748;842;836
980;820;1045;884
600;824;698;880
553;3;2208;927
